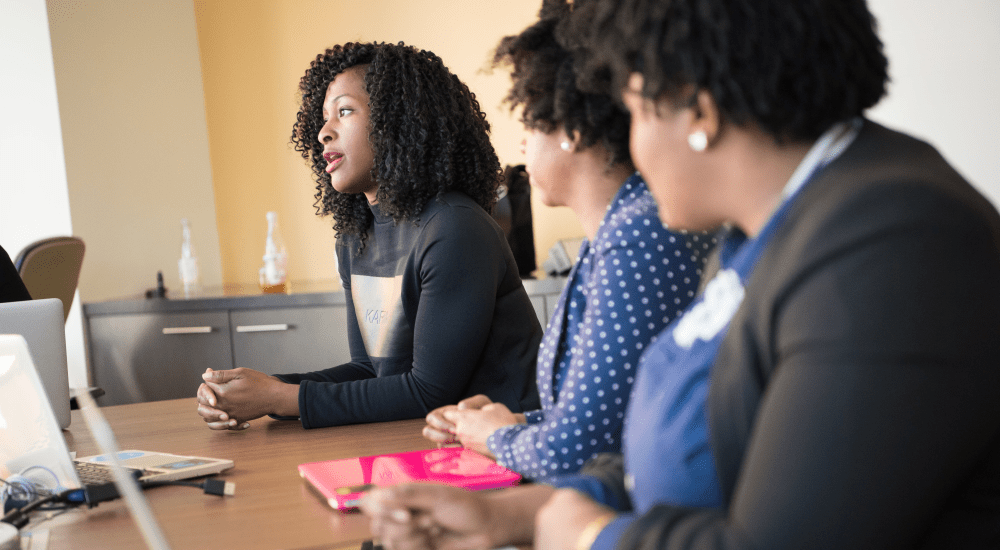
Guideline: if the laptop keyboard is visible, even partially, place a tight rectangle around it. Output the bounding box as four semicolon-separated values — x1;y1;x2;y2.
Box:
75;461;146;485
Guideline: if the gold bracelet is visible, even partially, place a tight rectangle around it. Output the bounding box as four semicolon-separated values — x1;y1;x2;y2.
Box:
575;512;617;550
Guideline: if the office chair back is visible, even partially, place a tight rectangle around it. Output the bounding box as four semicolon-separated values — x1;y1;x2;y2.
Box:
14;236;86;322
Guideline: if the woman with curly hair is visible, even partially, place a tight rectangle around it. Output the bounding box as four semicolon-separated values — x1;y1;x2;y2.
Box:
420;0;714;481
362;0;1000;549
195;42;542;429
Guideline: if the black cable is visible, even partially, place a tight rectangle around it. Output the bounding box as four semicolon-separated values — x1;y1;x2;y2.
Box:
1;489;74;529
81;478;235;505
1;478;235;530
141;478;235;497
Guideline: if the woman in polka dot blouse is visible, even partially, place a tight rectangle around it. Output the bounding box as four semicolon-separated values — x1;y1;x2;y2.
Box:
421;7;715;480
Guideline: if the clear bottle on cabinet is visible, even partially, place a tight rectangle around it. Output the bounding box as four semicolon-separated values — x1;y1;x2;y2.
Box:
178;218;200;297
259;211;289;294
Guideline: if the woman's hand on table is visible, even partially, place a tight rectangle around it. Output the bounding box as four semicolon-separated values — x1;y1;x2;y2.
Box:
196;367;298;429
360;483;502;550
423;394;494;445
442;401;523;460
196;369;248;430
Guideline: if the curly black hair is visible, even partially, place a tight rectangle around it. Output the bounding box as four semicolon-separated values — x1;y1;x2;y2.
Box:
291;42;502;250
568;0;890;143
493;0;632;170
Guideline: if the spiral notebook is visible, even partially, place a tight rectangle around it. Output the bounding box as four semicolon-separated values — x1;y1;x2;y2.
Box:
298;447;521;510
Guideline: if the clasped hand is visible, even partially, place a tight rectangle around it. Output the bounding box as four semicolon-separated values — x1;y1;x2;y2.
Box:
196;367;287;430
360;483;614;550
422;394;525;459
360;484;499;550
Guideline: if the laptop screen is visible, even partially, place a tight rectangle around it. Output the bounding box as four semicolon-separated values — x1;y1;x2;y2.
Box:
0;334;79;490
0;334;173;549
0;298;70;429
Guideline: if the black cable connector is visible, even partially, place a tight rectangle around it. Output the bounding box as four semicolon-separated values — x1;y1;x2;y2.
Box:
84;482;124;506
201;479;236;497
140;478;235;497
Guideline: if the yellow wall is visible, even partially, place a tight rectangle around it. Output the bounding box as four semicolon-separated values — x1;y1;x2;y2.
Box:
194;0;583;287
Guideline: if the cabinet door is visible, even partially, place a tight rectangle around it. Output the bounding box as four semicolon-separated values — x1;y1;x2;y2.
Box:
230;305;350;376
88;311;232;406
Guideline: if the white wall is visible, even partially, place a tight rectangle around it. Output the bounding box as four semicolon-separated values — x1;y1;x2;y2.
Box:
867;0;1000;205
0;0;87;389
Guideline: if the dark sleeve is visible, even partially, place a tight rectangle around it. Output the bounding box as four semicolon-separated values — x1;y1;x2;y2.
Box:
294;207;513;427
272;239;377;420
548;453;633;511
275;291;374;384
610;189;1000;549
0;244;31;303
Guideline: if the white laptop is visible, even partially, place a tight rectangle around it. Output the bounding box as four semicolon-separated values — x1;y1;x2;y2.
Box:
0;334;234;494
0;298;71;428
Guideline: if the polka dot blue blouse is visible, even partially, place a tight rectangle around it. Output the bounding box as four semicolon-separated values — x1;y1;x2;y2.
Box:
487;174;716;480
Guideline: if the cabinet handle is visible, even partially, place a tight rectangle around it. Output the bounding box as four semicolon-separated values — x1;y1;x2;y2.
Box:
162;326;213;335
235;324;290;333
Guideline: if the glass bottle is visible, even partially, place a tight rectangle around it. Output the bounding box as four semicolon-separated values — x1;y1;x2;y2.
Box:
259;211;289;294
178;218;200;297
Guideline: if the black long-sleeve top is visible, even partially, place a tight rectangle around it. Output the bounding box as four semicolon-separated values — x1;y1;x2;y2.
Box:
276;192;542;428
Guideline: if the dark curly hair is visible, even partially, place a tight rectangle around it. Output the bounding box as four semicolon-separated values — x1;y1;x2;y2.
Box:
493;0;632;170
291;42;502;250
568;0;890;143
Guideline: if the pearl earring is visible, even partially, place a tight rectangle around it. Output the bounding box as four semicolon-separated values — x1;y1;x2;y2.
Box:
560;141;572;152
688;131;708;152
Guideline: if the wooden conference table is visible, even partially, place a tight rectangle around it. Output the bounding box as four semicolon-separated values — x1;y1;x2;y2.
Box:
47;397;436;550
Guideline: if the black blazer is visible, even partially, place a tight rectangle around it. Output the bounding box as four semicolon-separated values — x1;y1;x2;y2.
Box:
598;121;1000;549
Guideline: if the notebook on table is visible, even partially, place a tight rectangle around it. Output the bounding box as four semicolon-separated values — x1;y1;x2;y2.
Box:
299;447;521;510
0;333;233;495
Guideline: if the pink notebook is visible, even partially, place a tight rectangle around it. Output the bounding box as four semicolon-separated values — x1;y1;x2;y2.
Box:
298;447;521;510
